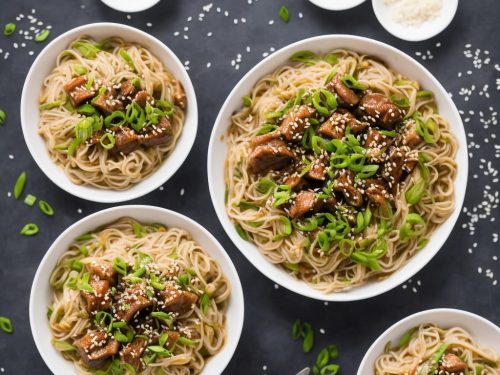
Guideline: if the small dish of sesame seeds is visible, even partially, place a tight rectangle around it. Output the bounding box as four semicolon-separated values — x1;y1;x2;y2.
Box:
372;0;459;42
308;0;366;11
99;0;160;13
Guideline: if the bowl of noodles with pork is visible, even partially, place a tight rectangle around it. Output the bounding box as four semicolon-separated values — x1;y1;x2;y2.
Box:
21;23;198;203
29;205;244;375
207;35;467;301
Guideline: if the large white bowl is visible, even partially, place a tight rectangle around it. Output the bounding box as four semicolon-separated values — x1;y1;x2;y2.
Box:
21;23;198;203
29;205;244;375
308;0;366;11
357;308;500;374
207;35;468;302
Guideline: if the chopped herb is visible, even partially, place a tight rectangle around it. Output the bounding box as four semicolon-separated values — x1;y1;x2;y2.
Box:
235;223;249;241
0;316;13;333
242;95;252;107
14;171;27;199
279;5;290;22
39;101;61;111
38;200;55;216
35;29;50;42
3;23;16;36
20;223;39;236
0;109;5;125
24;194;37;206
199;293;210;314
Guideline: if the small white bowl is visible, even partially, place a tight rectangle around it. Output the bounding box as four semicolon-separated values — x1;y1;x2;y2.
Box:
372;0;458;42
29;205;244;375
357;308;500;374
308;0;366;11
207;34;468;302
100;0;160;13
21;23;198;203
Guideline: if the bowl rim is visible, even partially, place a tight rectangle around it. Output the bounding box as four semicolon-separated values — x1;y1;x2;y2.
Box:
99;0;161;13
207;34;468;302
20;22;198;203
308;0;366;11
371;0;459;42
356;308;500;374
29;205;244;375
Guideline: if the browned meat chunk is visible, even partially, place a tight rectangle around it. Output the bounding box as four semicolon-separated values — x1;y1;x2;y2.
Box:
318;115;345;139
85;259;117;283
364;128;393;159
250;130;281;148
158;285;198;315
248;139;295;175
334;170;363;207
141;117;173;147
63;77;96;107
82;276;112;313
173;80;187;109
279;105;316;142
400;120;422;146
92;87;124;115
74;329;119;369
289;190;324;219
440;354;468;373
86;130;104;146
381;147;404;188
121;337;147;370
337;108;367;134
110;127;141;155
323;196;338;212
365;179;390;205
162;331;180;349
115;285;154;322
283;173;308;191
119;80;137;99
326;74;360;108
359;93;403;129
134;91;151;107
306;155;328;181
404;150;419;173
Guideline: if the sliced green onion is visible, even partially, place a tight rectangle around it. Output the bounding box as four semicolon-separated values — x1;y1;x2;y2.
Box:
145;103;164;124
380;129;397;137
119;49;135;71
341;74;366;90
265;111;283;119
0;109;5;125
235;224;249;241
74;65;88;75
51;339;75;351
75;233;93;242
0;317;13;334
323;53;338;66
72;40;101;59
39;101;61;111
113;330;130;343
24;194;37;206
272;216;292;241
155;100;175;117
316;347;330;368
405;179;426;204
242;96;252;108
413;112;439;144
38;200;54;216
20;223;39;236
150;273;165;290
14;171;27;199
111;257;128;276
75;117;95;142
302;322;314;353
237;201;260;211
35;29;50;42
177;337;196;346
312;89;337;116
290;50;319;64
399;213;426;243
350;251;380;271
356;165;379;179
256;178;276;194
278;5;289;22
272;185;292;207
126;102;146;131
99;133;116;150
147;345;171;355
399;327;417;348
86;75;96;91
199;293;210;314
4;23;16;36
151;311;174;327
70;259;83;272
67;138;80;156
324;69;337;85
320;364;339;375
76;103;97;116
294;217;318;232
77;272;94;293
292;320;303;339
416;90;433;100
390;94;410;108
257;124;279;135
104;111;126;127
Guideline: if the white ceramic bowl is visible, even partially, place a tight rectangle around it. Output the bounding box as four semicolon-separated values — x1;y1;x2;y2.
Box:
207;35;468;302
357;308;500;374
100;0;160;13
29;205;244;375
21;23;198;203
308;0;366;11
372;0;458;42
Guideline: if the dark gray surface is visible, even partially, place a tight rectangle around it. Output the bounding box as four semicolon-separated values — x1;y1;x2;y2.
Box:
0;0;499;374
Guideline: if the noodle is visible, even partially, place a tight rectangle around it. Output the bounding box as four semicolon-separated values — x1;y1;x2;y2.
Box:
48;218;229;375
375;324;500;374
38;36;186;190
225;49;457;293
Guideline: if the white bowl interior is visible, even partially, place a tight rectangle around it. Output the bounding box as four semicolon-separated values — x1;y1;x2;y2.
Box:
207;35;468;302
372;0;458;41
29;205;244;375
100;0;160;13
21;23;198;203
309;0;366;11
357;308;500;374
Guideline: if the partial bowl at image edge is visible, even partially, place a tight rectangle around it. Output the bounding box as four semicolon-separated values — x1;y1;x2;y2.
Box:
20;22;198;203
207;34;468;302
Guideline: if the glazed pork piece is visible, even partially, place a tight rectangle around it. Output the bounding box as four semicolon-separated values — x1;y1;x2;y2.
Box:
63;76;96;107
326;74;360;107
74;329;120;368
358;93;404;129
